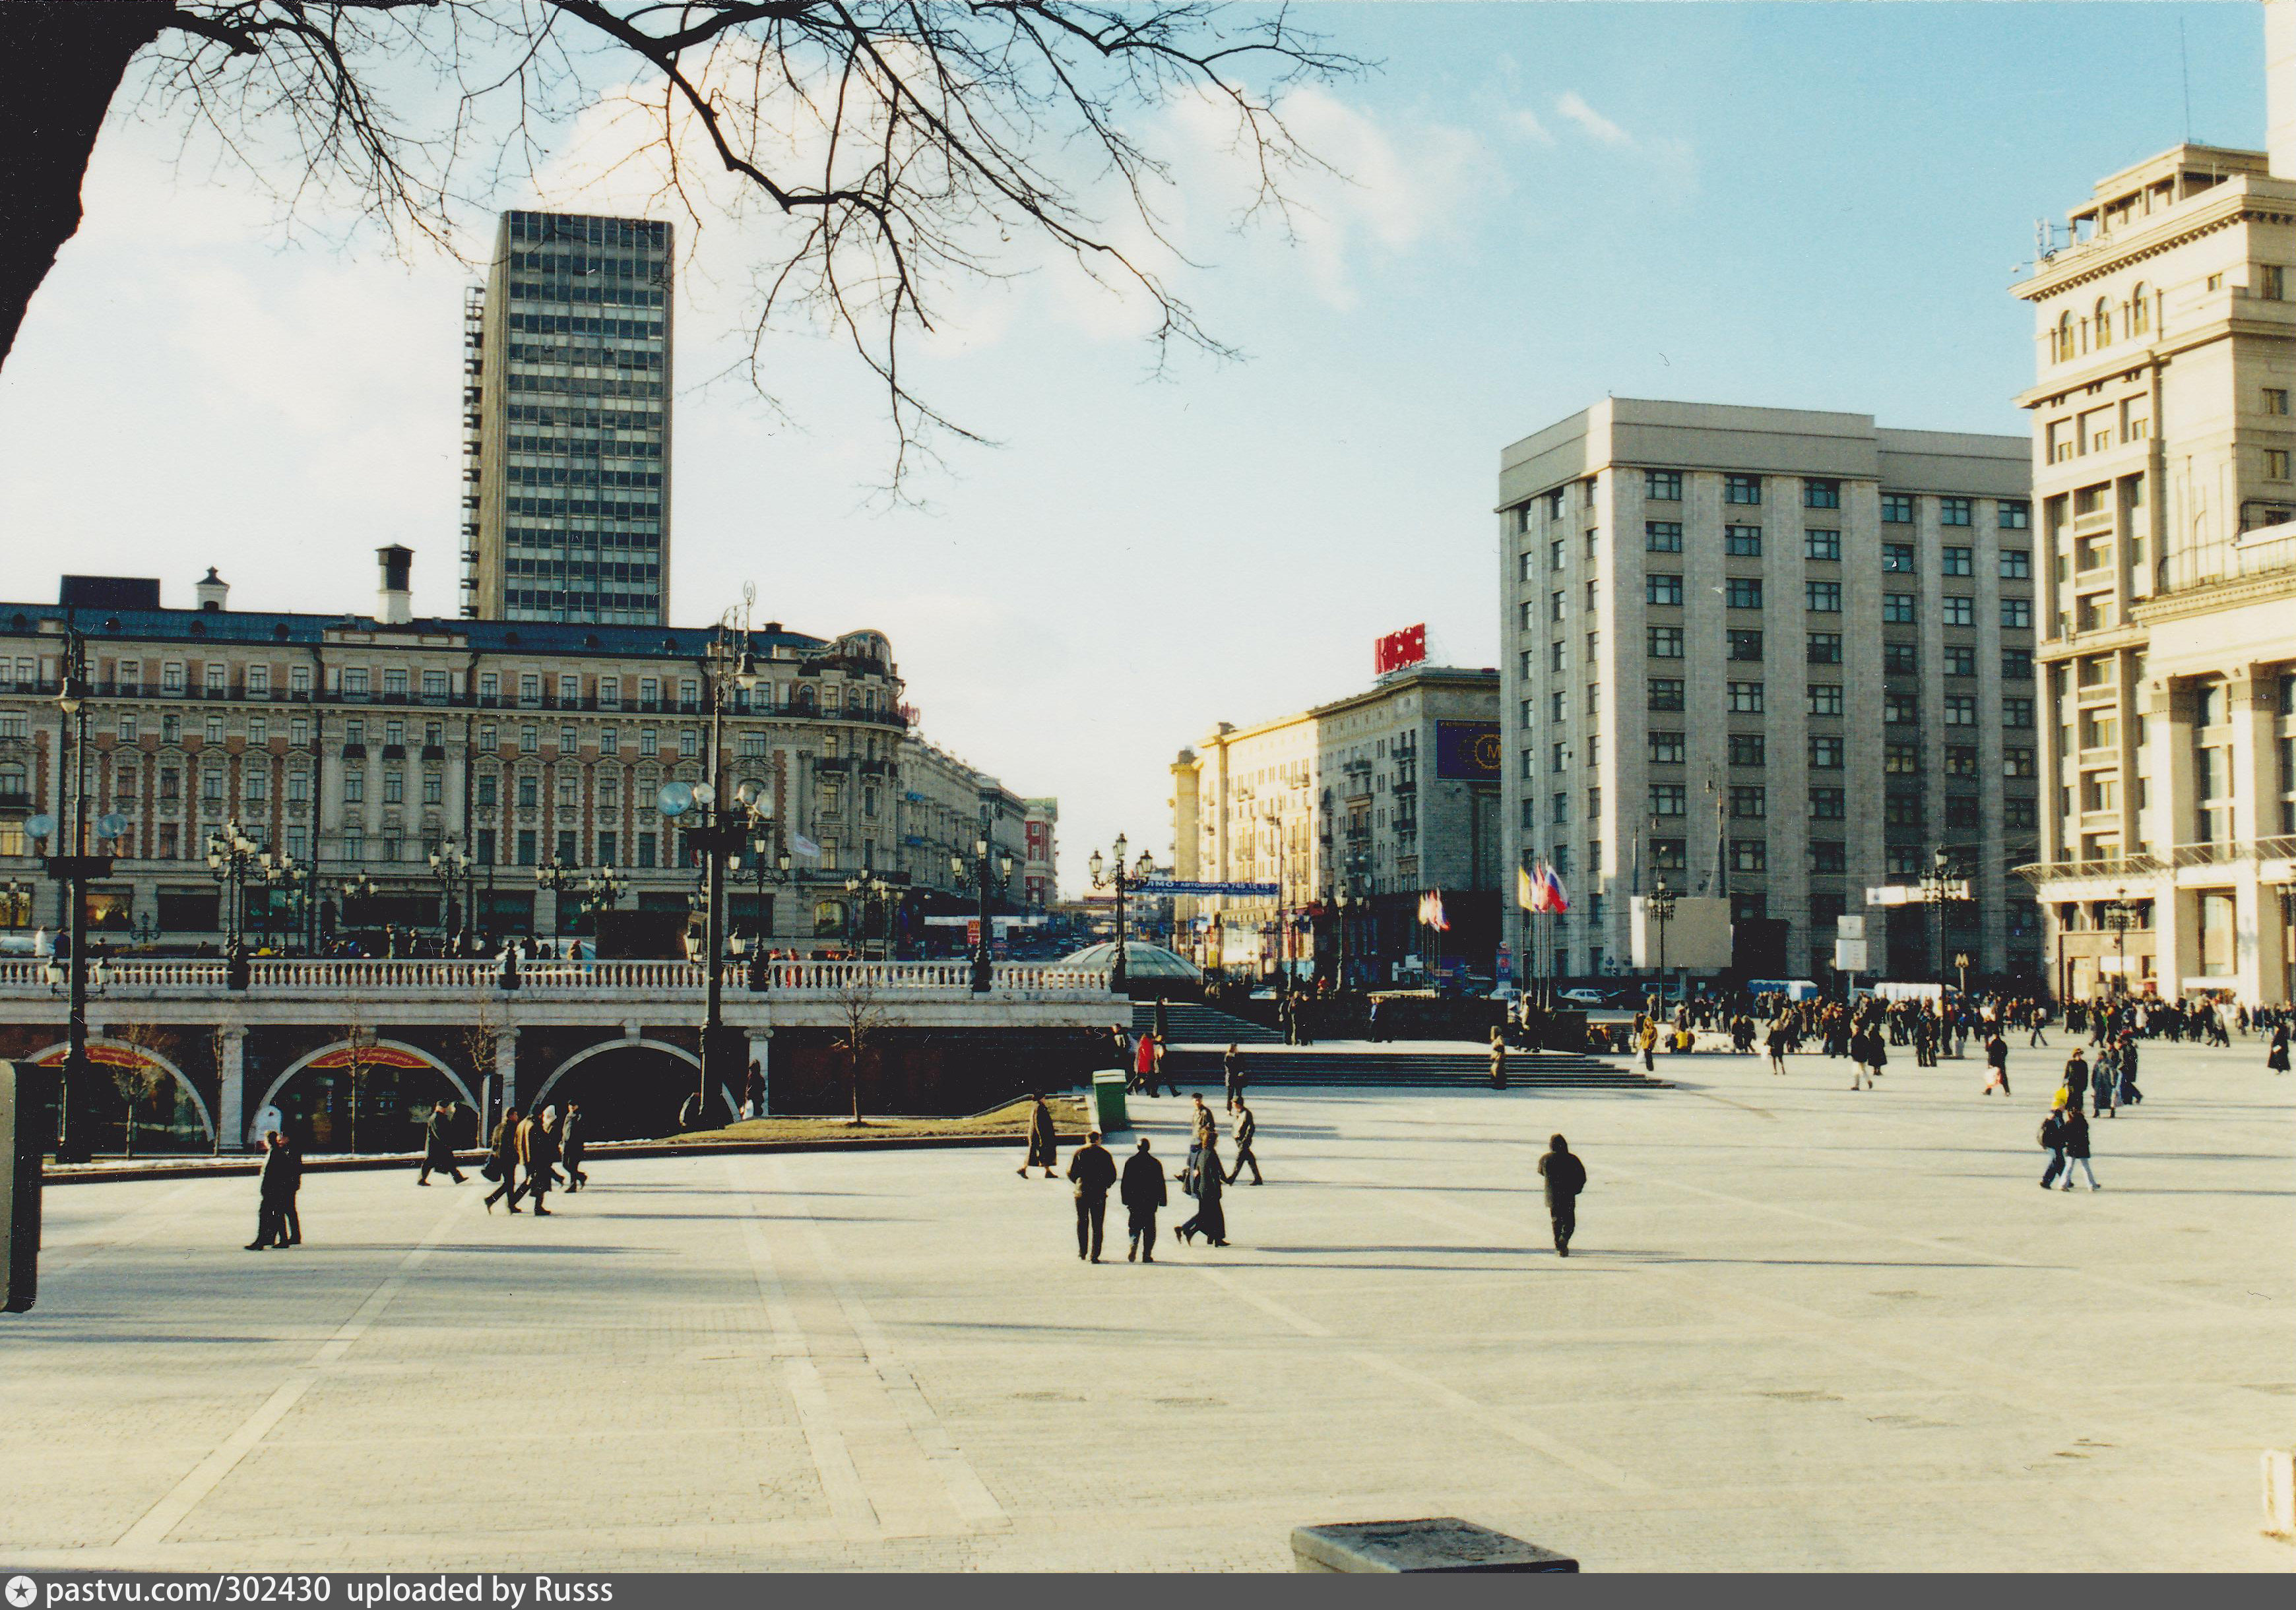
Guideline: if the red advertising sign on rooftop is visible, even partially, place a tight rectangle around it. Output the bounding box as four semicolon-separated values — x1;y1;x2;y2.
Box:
1375;623;1427;677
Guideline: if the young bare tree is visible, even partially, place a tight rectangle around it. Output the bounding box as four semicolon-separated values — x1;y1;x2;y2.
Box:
104;1020;179;1160
338;1005;379;1154
830;975;890;1127
452;1001;501;1151
0;1;1361;484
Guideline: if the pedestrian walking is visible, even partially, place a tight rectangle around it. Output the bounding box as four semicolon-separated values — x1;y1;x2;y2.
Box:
2115;1036;2142;1107
1223;1043;1245;1111
1121;1137;1166;1263
1982;1032;2010;1096
1133;1030;1161;1098
245;1130;298;1249
1186;1092;1215;1189
1535;1133;1586;1256
1019;1092;1060;1179
2037;1108;2067;1189
1225;1099;1261;1185
559;1101;588;1191
2090;1052;2115;1118
2058;1051;2087;1115
482;1105;523;1213
1638;1018;1658;1074
417;1099;466;1185
2268;1024;2289;1074
2057;1105;2099;1190
1488;1028;1508;1091
1176;1138;1227;1246
2028;1006;2051;1048
1067;1129;1118;1262
519;1106;560;1216
1765;1018;1790;1077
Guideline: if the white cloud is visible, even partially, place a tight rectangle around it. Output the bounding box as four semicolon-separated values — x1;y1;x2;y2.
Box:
1510;108;1556;145
1555;91;1632;148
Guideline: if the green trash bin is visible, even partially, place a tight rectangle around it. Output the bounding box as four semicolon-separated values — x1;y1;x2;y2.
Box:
1089;1069;1130;1134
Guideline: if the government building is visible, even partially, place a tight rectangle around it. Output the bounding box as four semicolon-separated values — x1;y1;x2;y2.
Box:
1498;399;2041;987
0;552;1048;954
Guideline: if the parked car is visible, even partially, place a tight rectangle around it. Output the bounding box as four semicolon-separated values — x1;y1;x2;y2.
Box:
1558;987;1609;1008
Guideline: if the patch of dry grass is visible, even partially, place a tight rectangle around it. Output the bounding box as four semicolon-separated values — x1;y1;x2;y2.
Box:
670;1094;1089;1146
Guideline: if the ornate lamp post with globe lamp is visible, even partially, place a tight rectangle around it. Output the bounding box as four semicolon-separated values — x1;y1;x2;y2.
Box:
952;838;1014;993
1088;835;1157;995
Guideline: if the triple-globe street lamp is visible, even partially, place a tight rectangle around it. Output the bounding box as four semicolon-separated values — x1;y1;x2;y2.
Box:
1087;834;1156;995
953;837;1015;993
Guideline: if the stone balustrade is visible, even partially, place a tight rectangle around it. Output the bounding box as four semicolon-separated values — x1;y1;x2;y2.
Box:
0;956;1114;1003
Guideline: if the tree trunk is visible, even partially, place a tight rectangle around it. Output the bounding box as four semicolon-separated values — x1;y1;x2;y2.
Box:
0;1;176;367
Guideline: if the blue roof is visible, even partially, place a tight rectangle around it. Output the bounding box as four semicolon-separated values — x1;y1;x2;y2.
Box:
0;600;829;661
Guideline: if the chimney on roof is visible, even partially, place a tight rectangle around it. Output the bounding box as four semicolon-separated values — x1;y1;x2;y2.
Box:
376;545;413;627
194;568;229;611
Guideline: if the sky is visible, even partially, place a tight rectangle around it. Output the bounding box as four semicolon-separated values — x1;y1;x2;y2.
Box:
0;2;2268;895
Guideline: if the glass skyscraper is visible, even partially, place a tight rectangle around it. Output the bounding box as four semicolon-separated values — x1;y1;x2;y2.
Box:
462;210;672;625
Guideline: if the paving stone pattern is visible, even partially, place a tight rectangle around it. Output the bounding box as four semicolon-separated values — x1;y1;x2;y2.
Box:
2;1037;2290;1571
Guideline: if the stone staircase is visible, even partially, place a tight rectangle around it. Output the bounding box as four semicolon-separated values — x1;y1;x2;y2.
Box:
1131;1001;1282;1045
1155;1045;1667;1092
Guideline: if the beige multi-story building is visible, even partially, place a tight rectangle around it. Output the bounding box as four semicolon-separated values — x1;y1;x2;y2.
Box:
1169;664;1501;983
2012;72;2296;1001
0;552;1046;955
1499;400;2040;986
894;737;1035;929
462;210;673;625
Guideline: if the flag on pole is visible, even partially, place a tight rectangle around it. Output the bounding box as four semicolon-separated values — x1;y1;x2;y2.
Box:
1517;865;1538;912
1417;890;1449;932
791;832;822;861
1540;863;1570;914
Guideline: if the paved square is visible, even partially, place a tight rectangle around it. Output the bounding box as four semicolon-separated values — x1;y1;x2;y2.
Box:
3;1037;2291;1571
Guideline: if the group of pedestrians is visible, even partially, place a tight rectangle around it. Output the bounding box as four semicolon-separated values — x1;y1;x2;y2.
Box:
480;1102;585;1215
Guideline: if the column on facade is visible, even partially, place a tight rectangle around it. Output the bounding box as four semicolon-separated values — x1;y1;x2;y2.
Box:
2230;668;2279;1001
2142;675;2191;991
746;1028;773;1117
217;1025;247;1150
495;1023;520;1111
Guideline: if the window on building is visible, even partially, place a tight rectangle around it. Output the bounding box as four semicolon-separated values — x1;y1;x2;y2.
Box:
1648;731;1686;764
1882;493;1915;524
1810;786;1846;819
1806;580;1842;612
1725;525;1763;557
1882;742;1919;774
1803;528;1842;565
1731;839;1768;873
2000;499;2031;529
1808;633;1843;665
1884;694;1921;728
2269;450;2291;481
342;771;364;803
1884;793;1925;828
1649;627;1684;659
1943;694;1978;726
1728;733;1766;767
1809;840;1847;874
1645;469;1682;501
1649;678;1685;711
1882;542;1916;573
2004;696;2035;728
1650;783;1687;817
1725;577;1763;609
1807;683;1844;718
1731;785;1766;819
1942;546;1973;576
2006;797;2039;828
1727;630;1764;662
2268;388;2292;417
520;725;538;753
517;776;538;808
1940;644;1974;677
1724;473;1761;505
1803;478;1841;509
1880;643;1916;676
1727;681;1764;714
1942;596;1975;628
680;729;699;759
1646;573;1684;606
1939;497;1973;527
1883;593;1916;624
2002;597;2033;629
2000;548;2031;578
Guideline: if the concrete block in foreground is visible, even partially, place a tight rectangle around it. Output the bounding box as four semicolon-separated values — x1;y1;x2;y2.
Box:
1292;1517;1579;1573
2266;1448;2296;1535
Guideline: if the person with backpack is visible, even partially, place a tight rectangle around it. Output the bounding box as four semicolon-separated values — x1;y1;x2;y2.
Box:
2057;1105;2099;1190
1982;1032;2010;1096
2037;1107;2067;1189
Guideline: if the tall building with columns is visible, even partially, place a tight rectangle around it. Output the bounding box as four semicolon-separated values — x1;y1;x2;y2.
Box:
2012;15;2296;1005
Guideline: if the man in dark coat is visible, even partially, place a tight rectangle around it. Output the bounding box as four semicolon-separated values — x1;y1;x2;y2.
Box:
274;1134;304;1246
1066;1129;1118;1262
1019;1094;1059;1179
519;1108;560;1216
417;1099;465;1185
1222;1044;1244;1112
1120;1136;1167;1263
1224;1099;1261;1185
559;1101;588;1191
483;1105;524;1213
1535;1133;1586;1256
246;1130;296;1249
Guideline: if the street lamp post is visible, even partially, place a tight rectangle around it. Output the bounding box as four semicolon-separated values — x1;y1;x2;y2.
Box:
429;836;471;950
953;836;1014;993
1920;849;1964;981
844;873;894;960
534;856;577;943
46;625;111;1161
578;865;629;941
2102;887;2139;997
1087;834;1157;995
206;820;264;952
742;800;790;989
1646;877;1676;1006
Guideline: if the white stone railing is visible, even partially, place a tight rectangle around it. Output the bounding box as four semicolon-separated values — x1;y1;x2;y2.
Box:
0;956;1113;1000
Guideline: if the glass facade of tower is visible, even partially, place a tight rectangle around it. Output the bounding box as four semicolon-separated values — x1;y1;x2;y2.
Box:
462;210;672;625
